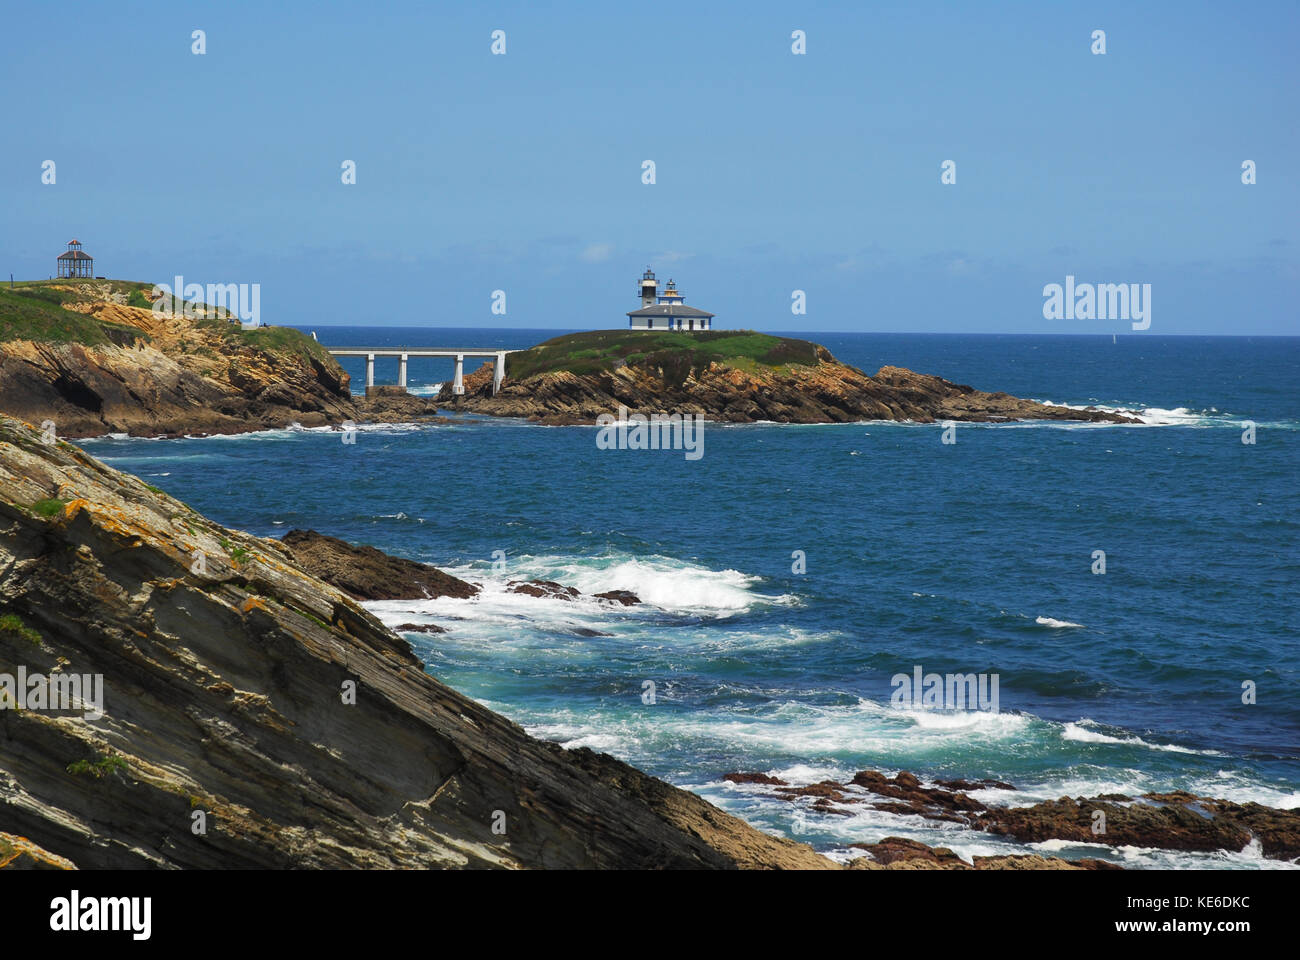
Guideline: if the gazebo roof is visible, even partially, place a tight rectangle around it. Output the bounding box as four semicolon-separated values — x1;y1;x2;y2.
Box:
57;250;93;260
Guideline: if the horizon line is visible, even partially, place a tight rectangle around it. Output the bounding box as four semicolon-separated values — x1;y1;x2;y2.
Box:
293;325;1300;339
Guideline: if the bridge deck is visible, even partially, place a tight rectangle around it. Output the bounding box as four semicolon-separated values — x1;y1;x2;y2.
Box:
325;347;522;356
324;346;517;395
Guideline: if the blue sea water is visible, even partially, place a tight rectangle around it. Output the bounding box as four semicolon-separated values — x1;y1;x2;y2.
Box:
81;329;1300;868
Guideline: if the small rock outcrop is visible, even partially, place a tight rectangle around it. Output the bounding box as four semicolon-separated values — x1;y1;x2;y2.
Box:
508;579;580;601
281;529;479;601
507;580;641;606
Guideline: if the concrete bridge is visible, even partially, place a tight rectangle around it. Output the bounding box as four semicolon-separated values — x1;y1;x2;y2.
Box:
325;348;521;396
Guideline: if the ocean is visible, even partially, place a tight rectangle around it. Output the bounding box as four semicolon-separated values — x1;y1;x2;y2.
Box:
79;329;1300;869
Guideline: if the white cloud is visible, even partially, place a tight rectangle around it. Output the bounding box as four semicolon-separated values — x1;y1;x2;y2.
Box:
652;250;692;265
580;242;614;263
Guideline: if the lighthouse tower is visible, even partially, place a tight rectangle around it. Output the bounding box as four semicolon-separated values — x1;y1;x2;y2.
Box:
639;266;657;307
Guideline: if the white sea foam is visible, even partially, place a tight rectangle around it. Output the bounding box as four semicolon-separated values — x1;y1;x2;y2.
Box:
1062;720;1223;756
1028;399;1270;428
432;553;797;619
1035;616;1084;629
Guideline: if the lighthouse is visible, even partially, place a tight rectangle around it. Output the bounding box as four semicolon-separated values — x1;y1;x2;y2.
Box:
639;266;657;307
626;266;715;331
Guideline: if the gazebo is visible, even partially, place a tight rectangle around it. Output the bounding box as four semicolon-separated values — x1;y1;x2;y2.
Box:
56;239;94;278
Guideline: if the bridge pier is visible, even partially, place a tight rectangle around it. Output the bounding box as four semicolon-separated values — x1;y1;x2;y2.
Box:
493;351;505;395
453;354;465;395
398;353;408;388
365;353;375;389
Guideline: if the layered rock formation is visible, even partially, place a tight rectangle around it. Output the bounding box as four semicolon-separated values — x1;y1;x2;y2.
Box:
0;416;832;869
438;332;1138;425
0;281;441;438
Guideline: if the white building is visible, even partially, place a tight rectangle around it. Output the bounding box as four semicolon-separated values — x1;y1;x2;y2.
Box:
626;267;714;331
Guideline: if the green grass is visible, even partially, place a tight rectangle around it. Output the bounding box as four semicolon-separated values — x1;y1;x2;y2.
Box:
0;281;154;345
297;608;329;629
194;318;335;365
505;330;824;384
31;498;66;518
220;538;251;566
0;281;334;368
0;287;116;344
0;613;42;646
66;754;128;779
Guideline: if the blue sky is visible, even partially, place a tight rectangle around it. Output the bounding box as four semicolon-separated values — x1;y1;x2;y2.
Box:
2;1;1296;334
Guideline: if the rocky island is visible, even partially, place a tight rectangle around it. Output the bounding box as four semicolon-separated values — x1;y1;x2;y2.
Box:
437;330;1139;425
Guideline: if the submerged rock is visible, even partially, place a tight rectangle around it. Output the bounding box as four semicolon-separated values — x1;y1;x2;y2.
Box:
508;579;580;601
506;581;642;606
724;772;789;786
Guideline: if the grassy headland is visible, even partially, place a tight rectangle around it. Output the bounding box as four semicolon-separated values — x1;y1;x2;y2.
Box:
0;278;356;436
0;278;330;364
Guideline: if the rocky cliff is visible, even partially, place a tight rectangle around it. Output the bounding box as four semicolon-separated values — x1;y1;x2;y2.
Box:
0;415;832;869
0;280;440;438
436;330;1138;425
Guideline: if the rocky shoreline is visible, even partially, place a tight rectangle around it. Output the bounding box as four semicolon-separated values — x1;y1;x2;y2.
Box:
0;283;445;438
0;415;830;869
249;531;1300;869
1;420;1292;870
0;285;1139;436
438;347;1140;426
725;769;1300;867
